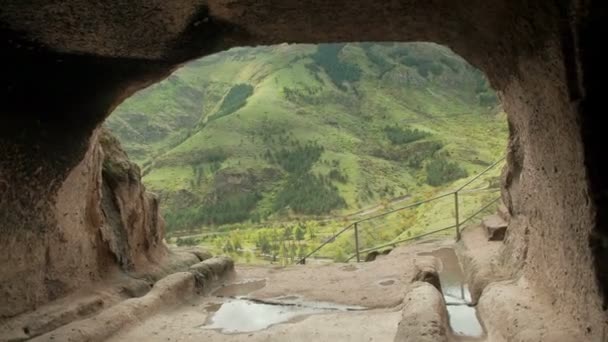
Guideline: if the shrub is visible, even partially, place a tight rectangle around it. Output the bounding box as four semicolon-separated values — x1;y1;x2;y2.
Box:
267;140;324;174
425;158;468;186
328;169;348;183
384;125;429;145
406;141;444;168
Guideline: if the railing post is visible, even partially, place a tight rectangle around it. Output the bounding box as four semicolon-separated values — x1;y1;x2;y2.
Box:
354;222;361;263
454;191;461;241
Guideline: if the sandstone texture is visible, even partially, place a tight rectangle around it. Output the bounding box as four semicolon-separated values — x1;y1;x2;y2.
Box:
109;242;449;342
235;240;451;308
0;129;167;318
394;282;449;342
0;253;233;340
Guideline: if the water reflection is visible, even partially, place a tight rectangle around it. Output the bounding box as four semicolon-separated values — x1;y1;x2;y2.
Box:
202;297;365;334
419;248;485;338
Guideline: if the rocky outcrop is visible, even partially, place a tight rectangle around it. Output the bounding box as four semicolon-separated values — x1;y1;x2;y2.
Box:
26;256;235;342
0;129;167;318
394;282;449;342
189;256;236;292
98;129;166;270
31;272;196;342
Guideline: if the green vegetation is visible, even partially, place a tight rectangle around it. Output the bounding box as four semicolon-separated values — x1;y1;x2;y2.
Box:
402;55;444;77
212;84;254;120
264;139;347;215
267;140;324;174
426;157;469;186
311;44;362;90
106;42;507;263
166;192;262;229
274;173;346;215
384;125;429;145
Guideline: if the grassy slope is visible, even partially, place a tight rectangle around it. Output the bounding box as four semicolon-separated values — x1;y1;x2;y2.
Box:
106;43;507;255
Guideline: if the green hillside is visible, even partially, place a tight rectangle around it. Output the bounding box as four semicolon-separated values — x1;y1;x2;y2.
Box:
106;42;507;249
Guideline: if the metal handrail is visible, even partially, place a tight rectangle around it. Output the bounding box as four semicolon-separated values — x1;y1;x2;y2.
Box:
455;157;505;192
459;196;501;227
296;156;506;265
296;223;353;264
345;224;457;262
352;191;456;224
345;196;502;261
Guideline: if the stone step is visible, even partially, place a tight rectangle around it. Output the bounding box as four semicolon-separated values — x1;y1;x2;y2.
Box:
497;203;510;222
482;214;508;241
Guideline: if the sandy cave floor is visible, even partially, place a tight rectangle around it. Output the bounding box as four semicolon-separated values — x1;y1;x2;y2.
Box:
108;239;457;342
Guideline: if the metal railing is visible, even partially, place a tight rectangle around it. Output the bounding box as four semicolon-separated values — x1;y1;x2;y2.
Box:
297;157;505;264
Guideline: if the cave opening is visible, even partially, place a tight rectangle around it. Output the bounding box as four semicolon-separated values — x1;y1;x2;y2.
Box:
105;42;508;265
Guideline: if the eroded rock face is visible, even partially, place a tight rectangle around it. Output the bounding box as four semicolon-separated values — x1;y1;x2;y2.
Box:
99;129;166;270
394;282;448;342
0;129;166;317
0;1;607;338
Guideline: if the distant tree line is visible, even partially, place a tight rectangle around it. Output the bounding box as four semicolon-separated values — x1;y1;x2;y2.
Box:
266;141;324;173
212;84;254;120
264;139;347;215
311;44;362;91
360;43;393;75
165;192;262;230
401;56;444;78
274;173;346;215
384;125;429;145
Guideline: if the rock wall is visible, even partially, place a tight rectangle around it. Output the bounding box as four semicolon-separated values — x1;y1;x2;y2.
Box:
99;129;166;271
1;0;607;337
498;47;602;334
0;129;166;318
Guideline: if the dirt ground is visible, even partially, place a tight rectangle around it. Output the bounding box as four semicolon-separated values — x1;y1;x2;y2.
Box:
12;228;588;342
108;239;454;342
108;304;402;342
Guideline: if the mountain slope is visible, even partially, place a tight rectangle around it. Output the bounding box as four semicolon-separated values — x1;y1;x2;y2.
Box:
106;42;507;233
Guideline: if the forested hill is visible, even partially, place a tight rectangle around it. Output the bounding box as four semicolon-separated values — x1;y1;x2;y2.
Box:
106;42;507;233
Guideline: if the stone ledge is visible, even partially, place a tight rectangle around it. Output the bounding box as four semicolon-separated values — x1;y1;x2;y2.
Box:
394;282;449;342
189;256;236;292
30;272;196;342
478;277;584;342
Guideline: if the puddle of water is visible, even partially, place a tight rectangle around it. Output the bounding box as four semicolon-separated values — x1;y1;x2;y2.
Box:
419;248;485;338
202;297;366;334
212;279;266;297
446;304;484;337
202;299;326;333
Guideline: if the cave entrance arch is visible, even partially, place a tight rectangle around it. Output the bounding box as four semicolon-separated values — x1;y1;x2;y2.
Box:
106;42;508;265
1;1;605;340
